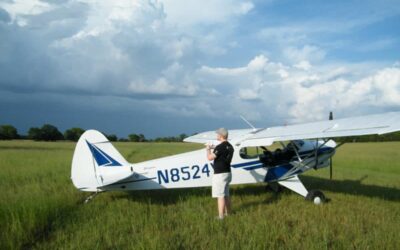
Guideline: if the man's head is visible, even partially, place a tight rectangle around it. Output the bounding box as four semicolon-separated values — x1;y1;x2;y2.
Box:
216;127;228;141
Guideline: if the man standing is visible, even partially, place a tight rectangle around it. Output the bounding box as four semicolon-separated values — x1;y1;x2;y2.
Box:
206;128;234;219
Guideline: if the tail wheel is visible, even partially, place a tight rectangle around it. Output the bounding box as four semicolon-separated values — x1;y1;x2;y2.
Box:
306;190;326;205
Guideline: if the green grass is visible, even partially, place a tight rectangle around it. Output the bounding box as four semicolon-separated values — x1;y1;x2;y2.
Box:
0;141;399;249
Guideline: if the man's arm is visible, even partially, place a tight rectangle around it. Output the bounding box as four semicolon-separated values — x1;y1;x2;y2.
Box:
206;145;216;161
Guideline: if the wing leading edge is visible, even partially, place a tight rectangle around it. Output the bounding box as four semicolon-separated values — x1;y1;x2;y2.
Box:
184;112;400;147
240;112;400;147
183;128;255;144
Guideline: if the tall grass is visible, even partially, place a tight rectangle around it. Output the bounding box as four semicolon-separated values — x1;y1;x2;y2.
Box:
0;141;399;249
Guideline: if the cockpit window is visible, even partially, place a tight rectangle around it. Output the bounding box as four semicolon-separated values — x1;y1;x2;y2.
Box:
239;143;284;160
239;147;260;159
295;140;304;147
240;141;301;165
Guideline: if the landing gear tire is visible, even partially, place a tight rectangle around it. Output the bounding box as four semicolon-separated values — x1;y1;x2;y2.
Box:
306;190;326;205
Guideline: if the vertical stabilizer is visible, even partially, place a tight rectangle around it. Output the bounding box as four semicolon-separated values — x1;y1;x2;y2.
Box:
71;130;133;191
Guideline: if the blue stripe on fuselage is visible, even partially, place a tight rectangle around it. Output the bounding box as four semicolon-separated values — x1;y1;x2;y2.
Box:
231;160;261;168
243;164;264;170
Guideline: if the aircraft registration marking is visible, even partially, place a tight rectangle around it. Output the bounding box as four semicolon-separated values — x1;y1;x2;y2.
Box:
157;164;211;184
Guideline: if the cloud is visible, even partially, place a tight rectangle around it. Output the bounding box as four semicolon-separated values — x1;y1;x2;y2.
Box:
0;0;55;26
0;0;399;137
284;45;326;63
0;7;10;22
0;0;260;101
0;0;261;128
286;66;400;122
0;0;199;98
129;77;197;96
238;89;260;101
294;61;312;71
197;54;400;123
160;0;253;27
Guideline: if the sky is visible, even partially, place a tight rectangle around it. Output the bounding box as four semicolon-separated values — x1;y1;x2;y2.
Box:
0;0;399;138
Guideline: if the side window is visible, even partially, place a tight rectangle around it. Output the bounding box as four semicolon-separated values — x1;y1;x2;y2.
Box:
239;143;286;160
295;140;304;148
239;147;260;159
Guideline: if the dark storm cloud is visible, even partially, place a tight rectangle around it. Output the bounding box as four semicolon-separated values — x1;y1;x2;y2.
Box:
0;0;200;101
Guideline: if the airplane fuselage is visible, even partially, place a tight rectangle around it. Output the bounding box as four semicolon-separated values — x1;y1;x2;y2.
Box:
104;140;336;192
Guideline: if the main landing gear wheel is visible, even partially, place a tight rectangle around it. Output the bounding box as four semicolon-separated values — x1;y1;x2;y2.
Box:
306;190;326;205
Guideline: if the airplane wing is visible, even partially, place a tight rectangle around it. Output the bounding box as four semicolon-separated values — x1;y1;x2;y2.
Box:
184;128;255;144
240;112;400;147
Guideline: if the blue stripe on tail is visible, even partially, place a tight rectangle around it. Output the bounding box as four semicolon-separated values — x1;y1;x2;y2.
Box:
86;140;122;167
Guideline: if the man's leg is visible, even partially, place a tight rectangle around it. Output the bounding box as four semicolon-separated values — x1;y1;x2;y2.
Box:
224;177;231;215
218;197;225;218
224;196;231;215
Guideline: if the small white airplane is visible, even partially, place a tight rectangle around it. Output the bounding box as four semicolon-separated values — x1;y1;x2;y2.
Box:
71;112;400;204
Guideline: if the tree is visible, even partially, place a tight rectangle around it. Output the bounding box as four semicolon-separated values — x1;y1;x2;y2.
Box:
138;134;146;142
0;125;18;140
129;133;146;142
28;124;63;141
40;124;64;141
106;134;118;142
129;133;140;142
64;127;85;141
28;127;42;141
179;133;187;142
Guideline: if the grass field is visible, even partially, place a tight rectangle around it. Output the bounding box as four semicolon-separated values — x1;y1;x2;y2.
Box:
1;141;399;249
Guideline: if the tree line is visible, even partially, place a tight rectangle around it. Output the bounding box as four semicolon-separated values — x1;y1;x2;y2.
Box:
1;123;400;142
336;132;400;143
0;124;188;142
